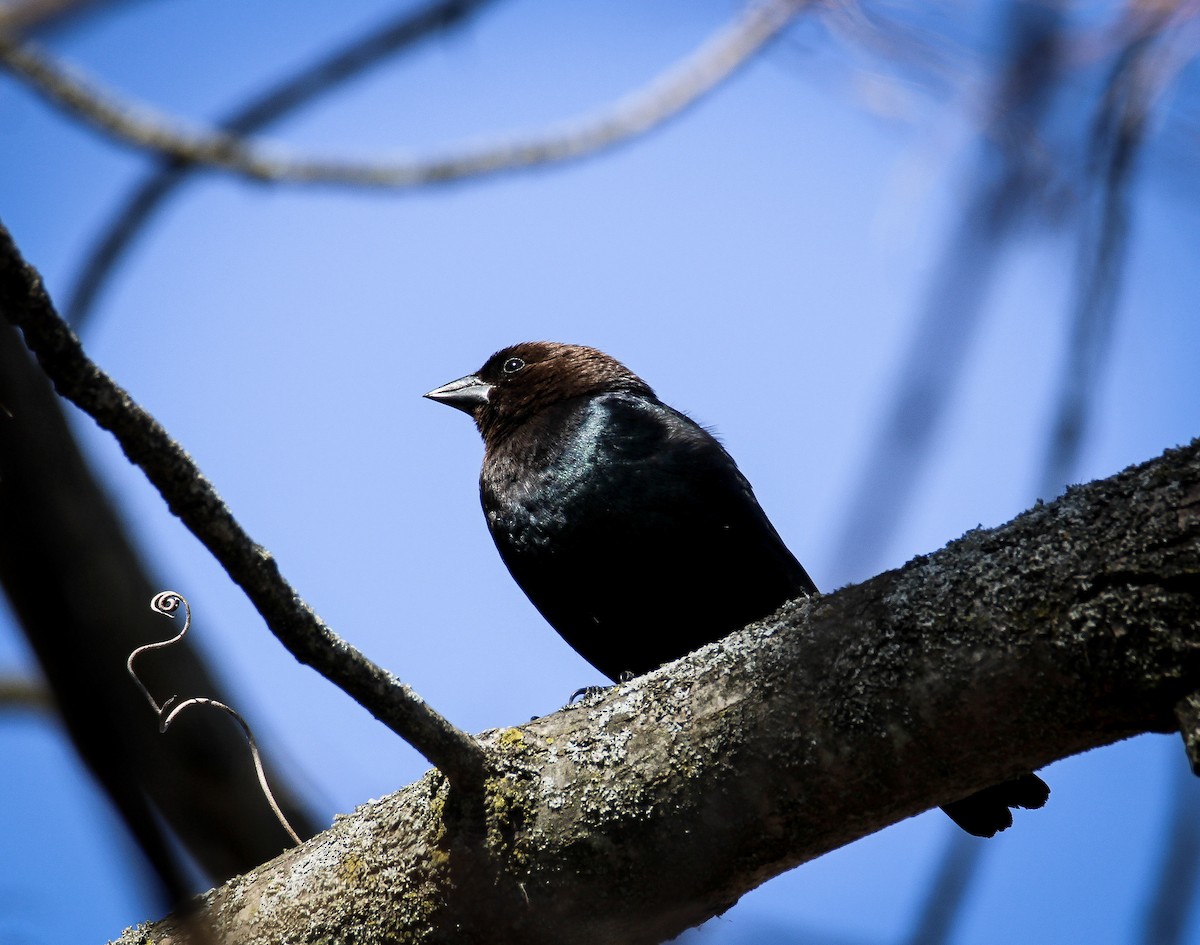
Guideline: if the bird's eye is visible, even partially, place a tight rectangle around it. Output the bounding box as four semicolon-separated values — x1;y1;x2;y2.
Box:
502;357;526;374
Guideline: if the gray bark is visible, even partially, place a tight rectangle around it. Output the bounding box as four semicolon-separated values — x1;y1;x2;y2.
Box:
116;437;1200;944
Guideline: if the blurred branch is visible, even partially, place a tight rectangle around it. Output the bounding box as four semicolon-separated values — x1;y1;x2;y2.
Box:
1141;756;1200;945
0;0;138;36
902;830;985;945
0;219;491;797
817;0;976;112
0;674;52;711
66;0;503;326
830;0;1064;580
0;0;806;188
1038;5;1186;498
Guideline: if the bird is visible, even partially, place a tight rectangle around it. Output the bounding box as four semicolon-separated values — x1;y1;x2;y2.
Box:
425;341;1048;837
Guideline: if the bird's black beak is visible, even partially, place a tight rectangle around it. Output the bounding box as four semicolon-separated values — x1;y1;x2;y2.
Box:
423;373;492;415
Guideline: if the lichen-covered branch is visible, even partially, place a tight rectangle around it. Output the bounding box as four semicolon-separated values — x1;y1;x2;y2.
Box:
0;219;490;796
0;0;806;189
116;437;1200;945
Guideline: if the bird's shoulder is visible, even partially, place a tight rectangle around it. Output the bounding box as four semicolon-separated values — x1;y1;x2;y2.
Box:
576;389;718;462
485;389;724;488
484;390;761;531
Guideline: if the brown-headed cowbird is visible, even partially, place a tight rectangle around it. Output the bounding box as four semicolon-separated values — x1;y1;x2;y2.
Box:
426;341;1047;837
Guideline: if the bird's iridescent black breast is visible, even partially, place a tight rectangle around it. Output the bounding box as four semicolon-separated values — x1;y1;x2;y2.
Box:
481;391;815;680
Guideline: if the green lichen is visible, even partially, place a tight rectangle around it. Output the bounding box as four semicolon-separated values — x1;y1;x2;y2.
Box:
483;774;537;869
340;854;365;882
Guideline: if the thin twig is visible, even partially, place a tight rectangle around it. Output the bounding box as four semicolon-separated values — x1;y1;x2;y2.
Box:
129;591;302;846
0;219;491;795
0;0;807;188
66;0;502;326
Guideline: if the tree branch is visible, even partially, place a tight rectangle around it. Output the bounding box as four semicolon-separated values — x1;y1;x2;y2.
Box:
0;320;318;883
0;218;490;796
1038;4;1185;499
0;674;52;711
0;0;137;36
65;0;504;325
0;0;806;188
115;436;1200;944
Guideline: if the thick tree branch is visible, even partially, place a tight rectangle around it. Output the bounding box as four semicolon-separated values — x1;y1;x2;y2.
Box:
0;0;806;188
0;219;490;796
116;438;1200;944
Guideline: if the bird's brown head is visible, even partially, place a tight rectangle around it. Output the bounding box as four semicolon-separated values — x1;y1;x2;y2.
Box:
424;342;653;450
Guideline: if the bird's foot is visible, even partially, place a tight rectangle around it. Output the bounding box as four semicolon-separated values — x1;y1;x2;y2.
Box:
567;685;611;706
941;772;1050;837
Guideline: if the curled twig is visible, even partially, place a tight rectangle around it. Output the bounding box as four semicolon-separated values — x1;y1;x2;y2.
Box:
128;591;301;846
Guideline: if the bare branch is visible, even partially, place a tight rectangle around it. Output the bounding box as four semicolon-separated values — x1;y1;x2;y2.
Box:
1039;6;1187;498
0;218;490;796
113;436;1200;944
0;674;52;711
66;0;503;326
0;0;806;189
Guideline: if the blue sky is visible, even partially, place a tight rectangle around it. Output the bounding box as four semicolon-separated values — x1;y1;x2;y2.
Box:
1;1;1198;942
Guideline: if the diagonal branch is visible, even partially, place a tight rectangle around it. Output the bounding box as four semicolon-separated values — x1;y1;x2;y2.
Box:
112;436;1200;944
0;0;806;188
0;218;490;796
0;319;318;885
